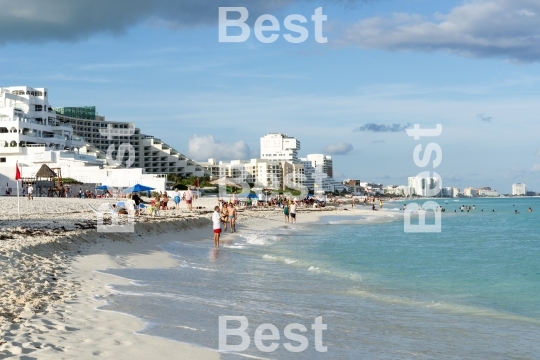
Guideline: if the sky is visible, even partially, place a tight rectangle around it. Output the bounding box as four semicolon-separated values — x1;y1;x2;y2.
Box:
1;0;540;193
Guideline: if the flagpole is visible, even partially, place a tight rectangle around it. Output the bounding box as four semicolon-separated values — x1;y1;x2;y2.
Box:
16;161;21;219
17;179;20;219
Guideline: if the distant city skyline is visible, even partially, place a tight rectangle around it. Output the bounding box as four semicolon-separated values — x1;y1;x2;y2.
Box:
1;0;539;192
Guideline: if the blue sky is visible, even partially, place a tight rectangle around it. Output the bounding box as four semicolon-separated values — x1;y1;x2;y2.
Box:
1;0;540;193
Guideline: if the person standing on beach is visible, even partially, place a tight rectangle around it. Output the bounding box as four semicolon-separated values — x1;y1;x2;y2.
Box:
212;206;221;247
379;199;383;209
283;202;290;223
185;188;193;211
290;201;297;223
27;184;33;200
173;190;181;210
221;203;229;231
228;203;237;233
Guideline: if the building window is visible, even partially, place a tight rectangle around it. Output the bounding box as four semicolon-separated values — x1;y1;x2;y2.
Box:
0;158;5;163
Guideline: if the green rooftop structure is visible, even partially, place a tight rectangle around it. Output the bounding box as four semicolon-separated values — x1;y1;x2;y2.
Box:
53;106;96;120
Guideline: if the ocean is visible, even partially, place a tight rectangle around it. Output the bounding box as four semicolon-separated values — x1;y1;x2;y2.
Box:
98;198;540;359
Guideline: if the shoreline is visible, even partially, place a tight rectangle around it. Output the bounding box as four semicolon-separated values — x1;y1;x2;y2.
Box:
33;221;222;359
0;197;389;358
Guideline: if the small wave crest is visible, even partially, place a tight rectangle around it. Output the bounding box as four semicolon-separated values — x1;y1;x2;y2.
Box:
327;217;368;225
263;254;298;265
239;232;281;246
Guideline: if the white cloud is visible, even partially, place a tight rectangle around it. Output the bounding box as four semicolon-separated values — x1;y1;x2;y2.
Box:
323;141;354;155
188;135;251;161
517;9;536;17
342;0;540;62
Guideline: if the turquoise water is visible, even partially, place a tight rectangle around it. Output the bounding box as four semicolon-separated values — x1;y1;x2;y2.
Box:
100;198;540;359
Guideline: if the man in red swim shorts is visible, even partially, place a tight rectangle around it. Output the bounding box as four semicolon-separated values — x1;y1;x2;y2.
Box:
185;188;194;211
212;206;222;247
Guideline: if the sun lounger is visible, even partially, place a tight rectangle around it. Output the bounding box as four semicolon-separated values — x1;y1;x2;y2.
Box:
88;204;109;214
137;203;148;215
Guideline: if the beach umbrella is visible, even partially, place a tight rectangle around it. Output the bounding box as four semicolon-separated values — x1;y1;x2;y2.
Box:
95;185;110;190
124;184;155;193
237;193;258;199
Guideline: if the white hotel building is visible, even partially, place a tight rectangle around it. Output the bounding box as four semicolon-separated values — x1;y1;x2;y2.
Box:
260;133;301;163
202;133;345;193
0;86;172;191
54;107;206;177
512;183;527;196
0;87;85;151
200;158;295;190
408;176;442;197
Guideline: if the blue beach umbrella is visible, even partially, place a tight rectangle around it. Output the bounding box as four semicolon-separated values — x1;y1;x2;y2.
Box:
237;193;259;199
124;184;155;193
95;185;110;190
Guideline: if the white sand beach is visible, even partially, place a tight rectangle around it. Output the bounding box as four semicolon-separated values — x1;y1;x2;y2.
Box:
0;196;391;358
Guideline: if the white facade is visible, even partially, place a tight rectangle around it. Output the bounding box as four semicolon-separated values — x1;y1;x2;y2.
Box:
0;86;166;192
463;187;477;197
453;188;461;197
0;86;85;151
441;187;454;197
478;189;499;197
260;133;300;163
55;112;206;177
200;158;305;190
384;185;413;196
0;147;166;193
204;133;345;194
303;154;333;178
512;183;526;196
408;176;442;197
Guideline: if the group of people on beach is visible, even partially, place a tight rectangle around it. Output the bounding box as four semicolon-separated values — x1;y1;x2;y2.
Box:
219;200;237;233
212;199;238;247
282;200;298;223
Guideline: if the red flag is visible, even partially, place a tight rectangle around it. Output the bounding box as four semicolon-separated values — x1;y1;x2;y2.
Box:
194;178;199;188
15;163;21;180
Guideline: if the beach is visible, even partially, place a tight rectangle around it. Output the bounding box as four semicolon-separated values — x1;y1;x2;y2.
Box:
0;196;384;358
1;197;539;359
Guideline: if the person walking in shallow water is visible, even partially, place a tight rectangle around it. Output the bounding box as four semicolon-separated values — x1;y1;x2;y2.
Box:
290;201;297;224
227;203;237;233
283;202;290;223
212;206;221;247
220;203;229;231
